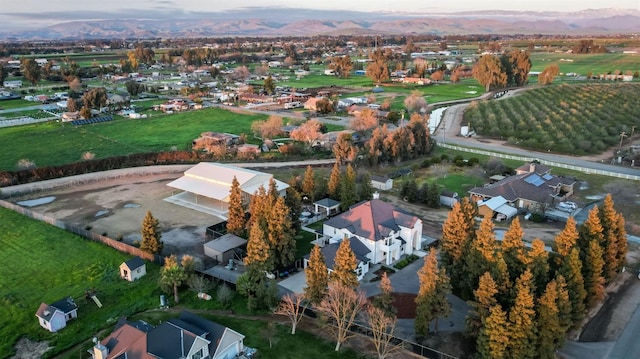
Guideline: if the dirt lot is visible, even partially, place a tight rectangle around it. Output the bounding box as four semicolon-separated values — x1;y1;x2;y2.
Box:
10;172;222;265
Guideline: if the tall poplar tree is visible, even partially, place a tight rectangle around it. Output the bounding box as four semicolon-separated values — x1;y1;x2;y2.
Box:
327;162;341;200
372;272;396;317
578;205;604;254
226;176;246;236
305;245;328;304
330;237;359;288
246;220;271;270
506;269;537;359
464;215;498;297
555;275;573;333
614;213;628;272
358;173;374;201
285;182;302;232
415;249;451;336
268;196;296;268
525;239;550;297
140;210;163;254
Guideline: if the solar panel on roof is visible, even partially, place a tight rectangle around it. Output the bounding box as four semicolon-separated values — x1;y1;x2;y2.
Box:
524;174;541;184
542;174;553;180
533;178;545;187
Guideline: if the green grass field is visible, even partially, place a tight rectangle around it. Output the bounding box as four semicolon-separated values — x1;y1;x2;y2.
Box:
0;207;162;358
530;52;640;76
0;108;270;171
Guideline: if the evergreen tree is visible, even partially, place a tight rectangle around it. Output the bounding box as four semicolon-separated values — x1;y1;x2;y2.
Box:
245;220;271;270
441;198;476;298
506;269;537;359
358;173;374;201
466;272;498;339
330;236;359;288
614;213;628;273
140;210;163;254
327;162;341;200
464;216;498;298
285;182;303;232
302;165;315;201
424;182;440;208
555;275;573;333
501;217;526;282
558;247;586;324
578;205;604;255
536;280;563;359
372;272;397;317
415;249;451;336
226;176;246;236
552;217;579;266
339;164;357;211
305;245;328;304
267;196;296;268
477;304;509;359
583;239;605;307
526;239;550;297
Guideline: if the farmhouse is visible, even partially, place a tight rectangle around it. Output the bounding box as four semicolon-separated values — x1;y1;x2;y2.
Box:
89;311;248;359
166;162;288;218
119;257;146;281
469;162;576;211
35;297;78;332
321;199;423;266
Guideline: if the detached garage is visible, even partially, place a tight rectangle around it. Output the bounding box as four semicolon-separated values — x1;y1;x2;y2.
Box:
477;196;518;221
204;234;247;264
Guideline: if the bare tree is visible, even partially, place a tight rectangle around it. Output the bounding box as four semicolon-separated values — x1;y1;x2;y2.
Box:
404;91;428;114
350;108;379;133
315;283;368;351
366;305;403;359
290;119;323;147
251;115;284;140
274;292;306;334
230;65;251;82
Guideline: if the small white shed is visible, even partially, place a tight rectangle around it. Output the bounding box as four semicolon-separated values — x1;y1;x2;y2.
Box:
371;175;393;191
120;257;146;282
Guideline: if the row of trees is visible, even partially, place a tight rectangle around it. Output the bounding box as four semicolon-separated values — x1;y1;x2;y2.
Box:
472;50;531;91
439;195;627;358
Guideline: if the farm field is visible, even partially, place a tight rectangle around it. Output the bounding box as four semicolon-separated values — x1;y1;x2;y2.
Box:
0;207;161;358
529;52;640;76
464;82;640;155
0;107;271;171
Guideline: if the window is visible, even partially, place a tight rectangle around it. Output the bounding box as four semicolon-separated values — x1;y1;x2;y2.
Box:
192;348;204;359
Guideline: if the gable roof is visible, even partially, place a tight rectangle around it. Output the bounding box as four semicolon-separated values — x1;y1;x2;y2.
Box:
37;297;78;319
469;172;576;204
324;199;419;241
122;257;145;270
516;162;551;175
96;311;241;359
314;198;340;208
321;237;371;269
370;175;391;183
167;162;288;201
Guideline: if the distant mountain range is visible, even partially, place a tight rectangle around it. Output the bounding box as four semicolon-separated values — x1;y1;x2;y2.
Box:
2;8;639;40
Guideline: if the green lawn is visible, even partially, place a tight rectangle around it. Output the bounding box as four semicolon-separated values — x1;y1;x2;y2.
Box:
0;99;35;110
0;207;162;358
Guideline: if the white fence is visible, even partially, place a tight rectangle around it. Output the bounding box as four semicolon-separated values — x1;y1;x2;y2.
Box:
438;143;640;181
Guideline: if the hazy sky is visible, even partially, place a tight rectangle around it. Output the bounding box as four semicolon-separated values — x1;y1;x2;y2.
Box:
2;0;639;31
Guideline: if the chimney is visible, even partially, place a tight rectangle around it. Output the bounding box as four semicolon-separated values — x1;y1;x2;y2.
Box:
529;163;535;173
92;343;109;359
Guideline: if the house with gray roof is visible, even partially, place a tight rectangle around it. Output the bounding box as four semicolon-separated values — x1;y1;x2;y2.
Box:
119;257;146;282
35;296;78;332
469;162;575;211
322;199;423;267
304;236;372;281
89;311;247;359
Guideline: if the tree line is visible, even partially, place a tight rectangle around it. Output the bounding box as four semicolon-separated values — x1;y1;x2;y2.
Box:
439;195;627;358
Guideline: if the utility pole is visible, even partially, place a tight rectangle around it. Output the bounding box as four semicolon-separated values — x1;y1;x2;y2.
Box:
619;131;628;152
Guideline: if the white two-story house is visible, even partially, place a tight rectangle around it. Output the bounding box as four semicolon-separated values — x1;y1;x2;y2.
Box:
322;199;423;268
